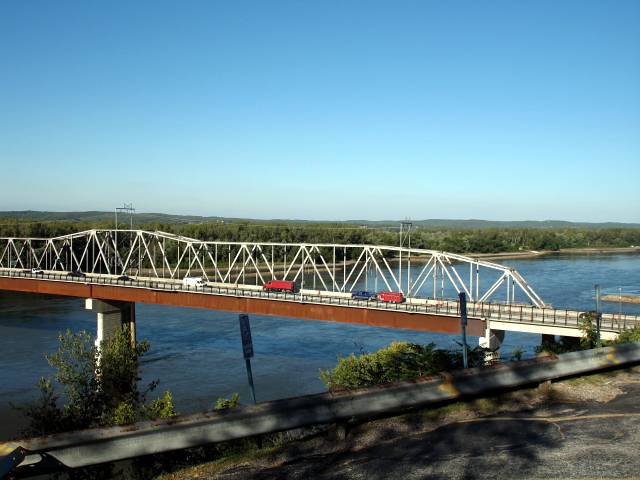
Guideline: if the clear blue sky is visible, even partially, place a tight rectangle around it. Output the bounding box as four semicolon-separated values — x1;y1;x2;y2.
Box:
1;0;638;222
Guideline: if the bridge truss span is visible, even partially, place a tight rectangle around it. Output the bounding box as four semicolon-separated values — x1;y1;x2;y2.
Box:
0;229;546;307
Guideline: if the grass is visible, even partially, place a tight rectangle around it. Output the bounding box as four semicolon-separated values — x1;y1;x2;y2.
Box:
156;445;281;480
560;367;629;387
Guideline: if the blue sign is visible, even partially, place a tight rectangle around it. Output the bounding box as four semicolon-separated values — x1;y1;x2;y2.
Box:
459;292;468;327
459;292;469;369
239;314;254;359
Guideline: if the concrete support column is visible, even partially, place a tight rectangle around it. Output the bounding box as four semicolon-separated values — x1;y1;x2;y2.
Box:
559;336;581;349
85;298;136;349
541;334;555;346
479;328;505;363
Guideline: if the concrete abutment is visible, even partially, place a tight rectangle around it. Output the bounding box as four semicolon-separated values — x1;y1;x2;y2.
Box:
479;328;505;363
85;298;136;348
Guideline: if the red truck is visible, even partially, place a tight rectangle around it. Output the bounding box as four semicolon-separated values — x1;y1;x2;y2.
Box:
263;280;296;293
377;291;405;303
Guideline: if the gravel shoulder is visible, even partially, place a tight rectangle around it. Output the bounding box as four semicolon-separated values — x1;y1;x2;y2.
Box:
158;367;640;480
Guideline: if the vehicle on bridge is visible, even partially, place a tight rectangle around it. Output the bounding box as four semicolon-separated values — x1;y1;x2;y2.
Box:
352;291;377;301
263;280;296;293
377;291;405;303
183;276;207;289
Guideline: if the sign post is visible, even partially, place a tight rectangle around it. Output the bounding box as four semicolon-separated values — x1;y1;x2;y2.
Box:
594;285;602;347
239;314;257;404
459;292;469;369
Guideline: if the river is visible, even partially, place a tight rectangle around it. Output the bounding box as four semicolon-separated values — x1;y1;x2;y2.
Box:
0;253;638;440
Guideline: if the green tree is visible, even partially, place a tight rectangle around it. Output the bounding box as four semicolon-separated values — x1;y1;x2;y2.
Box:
19;326;176;436
319;341;487;391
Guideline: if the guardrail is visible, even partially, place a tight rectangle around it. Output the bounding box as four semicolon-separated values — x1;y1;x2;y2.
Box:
2;342;640;477
1;268;639;332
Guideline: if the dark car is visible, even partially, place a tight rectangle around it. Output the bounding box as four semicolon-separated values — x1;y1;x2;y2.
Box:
117;275;133;281
351;290;377;301
67;270;86;278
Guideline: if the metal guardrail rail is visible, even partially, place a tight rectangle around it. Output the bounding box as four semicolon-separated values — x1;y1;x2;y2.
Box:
1;269;639;332
2;342;640;477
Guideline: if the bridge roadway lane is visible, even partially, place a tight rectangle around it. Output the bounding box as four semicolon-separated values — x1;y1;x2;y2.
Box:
1;269;638;338
0;269;486;336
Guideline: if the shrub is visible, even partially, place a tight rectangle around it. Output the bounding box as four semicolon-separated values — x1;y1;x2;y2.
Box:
18;326;176;435
319;341;486;391
509;347;524;361
146;391;177;419
613;326;640;344
536;336;582;355
579;312;598;349
536;312;600;355
111;400;136;426
215;393;240;410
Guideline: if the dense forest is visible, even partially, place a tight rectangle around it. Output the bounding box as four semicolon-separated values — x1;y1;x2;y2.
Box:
1;217;639;255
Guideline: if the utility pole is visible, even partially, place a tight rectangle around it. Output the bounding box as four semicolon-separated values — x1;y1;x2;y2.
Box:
619;287;623;317
594;284;602;347
459;292;469;368
399;220;412;295
115;203;135;275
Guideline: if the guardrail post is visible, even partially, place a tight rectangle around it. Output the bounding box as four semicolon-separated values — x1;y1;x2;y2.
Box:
328;422;349;442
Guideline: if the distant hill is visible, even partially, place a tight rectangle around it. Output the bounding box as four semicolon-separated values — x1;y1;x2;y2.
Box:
0;210;224;225
348;219;640;229
0;211;639;229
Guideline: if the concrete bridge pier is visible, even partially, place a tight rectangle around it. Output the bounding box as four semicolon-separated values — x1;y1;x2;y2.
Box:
479;328;505;363
85;299;136;348
541;334;555;346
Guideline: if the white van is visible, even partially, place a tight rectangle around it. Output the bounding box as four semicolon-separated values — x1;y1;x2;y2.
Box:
182;276;207;289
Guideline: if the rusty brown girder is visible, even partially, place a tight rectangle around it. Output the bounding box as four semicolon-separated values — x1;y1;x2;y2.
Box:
0;277;486;336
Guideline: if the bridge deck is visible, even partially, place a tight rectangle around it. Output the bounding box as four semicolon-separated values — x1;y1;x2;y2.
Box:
1;269;638;339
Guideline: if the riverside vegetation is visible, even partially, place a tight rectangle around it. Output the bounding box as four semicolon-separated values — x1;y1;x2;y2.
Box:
18;326;176;436
319;341;488;391
22;315;639;437
1;218;640;256
537;312;640;355
15;318;640;479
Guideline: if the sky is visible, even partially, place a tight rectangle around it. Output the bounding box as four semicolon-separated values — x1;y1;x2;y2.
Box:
0;0;639;222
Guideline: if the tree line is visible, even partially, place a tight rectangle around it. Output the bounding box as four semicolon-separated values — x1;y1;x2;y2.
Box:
1;217;639;255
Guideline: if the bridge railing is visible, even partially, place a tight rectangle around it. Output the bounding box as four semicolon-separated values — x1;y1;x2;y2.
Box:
1;268;639;333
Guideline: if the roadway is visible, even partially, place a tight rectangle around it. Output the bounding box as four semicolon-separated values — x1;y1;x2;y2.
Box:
0;268;638;339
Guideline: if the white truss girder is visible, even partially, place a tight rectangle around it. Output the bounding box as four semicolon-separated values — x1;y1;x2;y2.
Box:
0;230;547;307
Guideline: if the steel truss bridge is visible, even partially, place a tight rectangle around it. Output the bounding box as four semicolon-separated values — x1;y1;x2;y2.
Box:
0;229;544;305
0;229;638;341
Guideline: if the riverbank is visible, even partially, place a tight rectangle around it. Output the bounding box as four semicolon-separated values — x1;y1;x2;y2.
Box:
130;246;640;279
468;246;640;261
602;294;640;305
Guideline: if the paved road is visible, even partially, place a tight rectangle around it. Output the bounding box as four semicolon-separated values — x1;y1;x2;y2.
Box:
3;268;638;333
219;382;640;479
